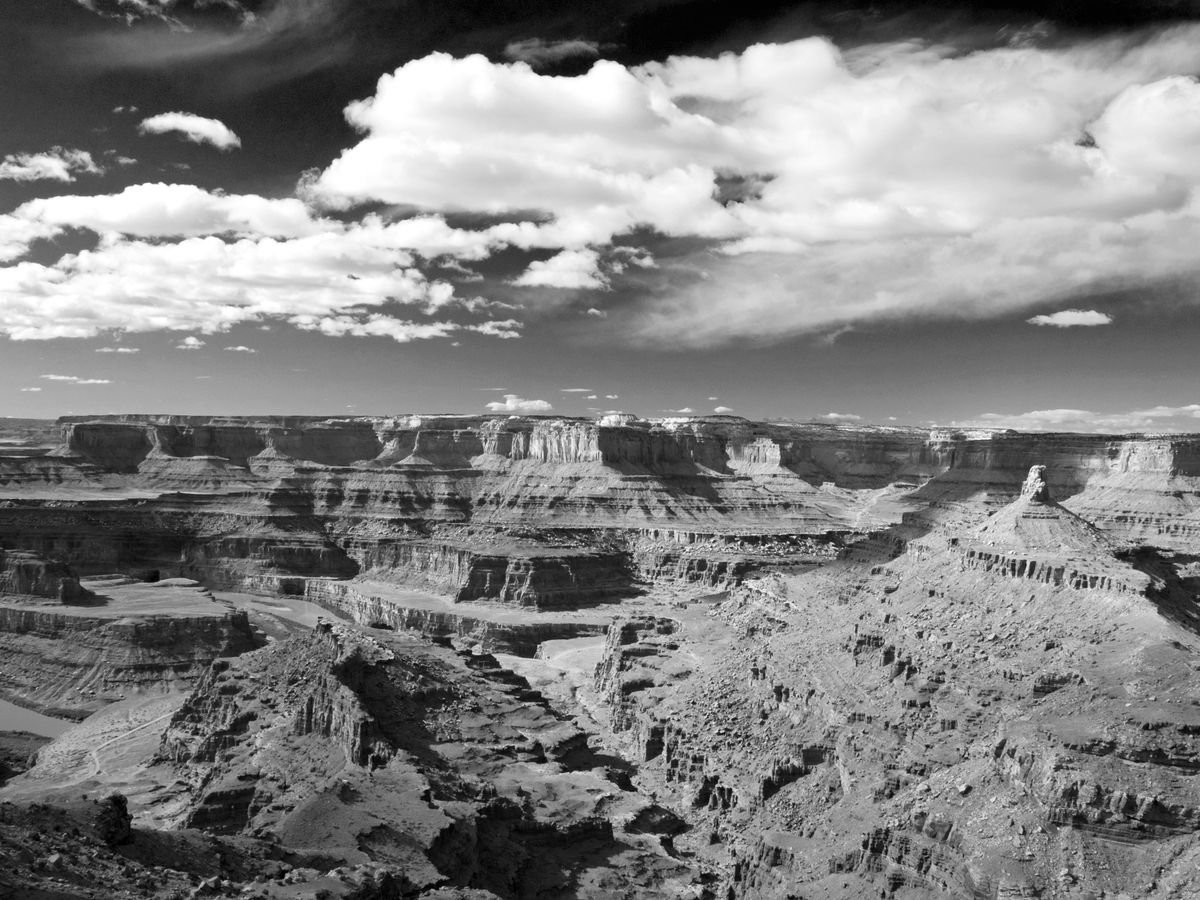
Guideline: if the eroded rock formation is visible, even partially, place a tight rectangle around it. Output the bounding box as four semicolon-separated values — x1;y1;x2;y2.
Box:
8;415;1200;898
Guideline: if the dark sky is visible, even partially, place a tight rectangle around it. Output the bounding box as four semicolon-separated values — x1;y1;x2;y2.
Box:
2;0;1200;430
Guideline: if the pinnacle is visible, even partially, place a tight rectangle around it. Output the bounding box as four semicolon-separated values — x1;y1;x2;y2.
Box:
1020;465;1051;503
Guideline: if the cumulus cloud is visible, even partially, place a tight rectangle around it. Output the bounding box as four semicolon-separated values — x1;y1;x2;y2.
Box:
0;216;58;264
503;38;600;69
485;394;553;413
10;30;1200;352
0;230;513;342
967;404;1200;433
18;183;321;238
714;405;734;413
19;387;42;392
176;336;206;350
224;345;256;352
560;388;592;392
95;346;139;353
1026;309;1113;327
820;412;862;422
139;112;242;150
306;29;1200;345
512;249;607;290
0;148;102;182
313;53;740;244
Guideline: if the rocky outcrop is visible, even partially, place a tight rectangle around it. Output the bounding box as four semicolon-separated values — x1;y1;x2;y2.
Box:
300;579;608;655
353;539;632;608
153;619;693;897
0;578;258;718
0;549;93;603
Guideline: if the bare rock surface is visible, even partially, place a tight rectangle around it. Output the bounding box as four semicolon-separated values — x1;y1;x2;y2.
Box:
7;417;1200;896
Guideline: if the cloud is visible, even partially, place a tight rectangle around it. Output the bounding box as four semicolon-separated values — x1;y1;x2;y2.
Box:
605;394;619;399
967;404;1200;433
291;315;459;342
0;216;58;264
820;412;861;422
112;105;139;114
138;112;242;150
1026;309;1113;327
305;29;1200;345
0;230;513;342
585;307;607;318
224;345;256;352
503;38;600;69
95;346;139;353
512;249;607;290
312;53;740;245
38;374;111;384
72;0;246;24
560;388;592;392
714;405;734;413
0;148;102;182
19;387;42;392
176;336;206;350
485;394;553;413
18;183;322;238
668;407;695;414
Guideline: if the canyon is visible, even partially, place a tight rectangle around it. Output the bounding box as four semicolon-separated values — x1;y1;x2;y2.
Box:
5;413;1200;898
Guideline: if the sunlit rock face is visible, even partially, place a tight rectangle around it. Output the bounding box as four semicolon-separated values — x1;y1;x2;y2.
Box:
11;416;1200;898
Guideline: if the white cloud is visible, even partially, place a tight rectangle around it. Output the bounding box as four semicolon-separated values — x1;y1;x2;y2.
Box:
586;394;597;399
585;307;607;318
38;374;111;385
503;38;600;68
969;404;1200;433
0;231;507;342
176;336;206;350
669;407;695;414
313;53;740;245
560;388;592;392
0;215;58;263
224;345;256;352
467;319;522;339
714;405;734;413
19;387;42;392
485;394;553;413
18;183;321;239
512;249;607;289
605;394;619;399
0;148;102;182
1026;309;1113;327
95;346;139;353
306;30;1200;344
291;315;458;342
139;112;242;150
820;412;861;422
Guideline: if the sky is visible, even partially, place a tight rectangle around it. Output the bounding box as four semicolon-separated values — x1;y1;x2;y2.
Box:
3;0;1200;432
